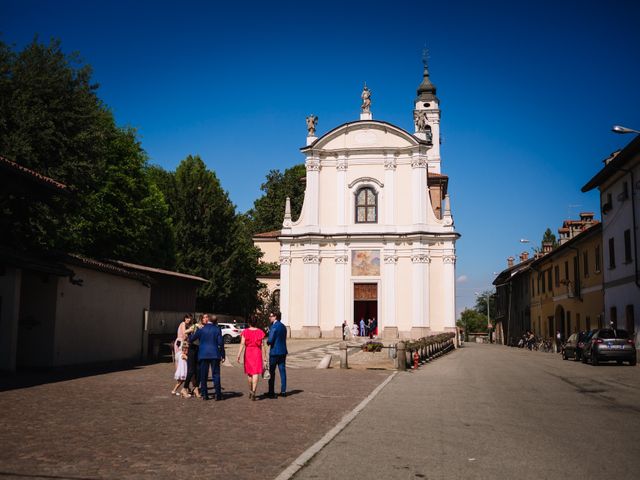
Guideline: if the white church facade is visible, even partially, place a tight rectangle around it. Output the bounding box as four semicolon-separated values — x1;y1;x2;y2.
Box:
255;62;460;339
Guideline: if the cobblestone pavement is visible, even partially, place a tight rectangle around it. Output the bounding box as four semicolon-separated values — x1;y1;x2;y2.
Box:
0;351;391;480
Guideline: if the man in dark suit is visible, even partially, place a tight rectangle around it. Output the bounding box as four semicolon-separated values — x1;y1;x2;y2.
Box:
267;311;288;398
189;313;225;401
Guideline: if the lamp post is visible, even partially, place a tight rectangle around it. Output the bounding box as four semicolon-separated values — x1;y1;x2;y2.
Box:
612;125;640;135
475;291;492;343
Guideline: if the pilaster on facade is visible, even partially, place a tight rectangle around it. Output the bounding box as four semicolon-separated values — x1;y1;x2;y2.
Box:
334;247;348;330
305;156;320;228
442;253;456;328
383;252;398;330
279;253;291;326
411;154;428;225
384;154;396;226
336;156;347;226
411;252;431;329
303;253;320;331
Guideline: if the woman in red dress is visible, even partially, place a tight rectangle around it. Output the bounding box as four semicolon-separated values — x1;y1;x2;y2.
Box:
236;317;267;400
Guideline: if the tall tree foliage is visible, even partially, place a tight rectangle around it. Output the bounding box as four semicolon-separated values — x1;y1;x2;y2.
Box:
153;156;262;314
0;38;174;266
474;290;497;321
457;308;489;335
541;228;558;248
248;164;306;234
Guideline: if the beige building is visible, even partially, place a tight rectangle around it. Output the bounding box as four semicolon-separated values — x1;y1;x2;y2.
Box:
530;221;604;339
255;63;459;339
0;251;152;370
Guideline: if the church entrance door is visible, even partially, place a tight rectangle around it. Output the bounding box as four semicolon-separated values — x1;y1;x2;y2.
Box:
354;283;378;337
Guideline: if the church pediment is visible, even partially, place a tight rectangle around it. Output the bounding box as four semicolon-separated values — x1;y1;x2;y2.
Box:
302;120;426;153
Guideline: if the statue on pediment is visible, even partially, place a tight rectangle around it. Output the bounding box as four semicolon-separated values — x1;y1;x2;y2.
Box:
361;84;371;113
306;114;318;136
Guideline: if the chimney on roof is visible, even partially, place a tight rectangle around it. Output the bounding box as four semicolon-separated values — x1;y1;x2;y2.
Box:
507;256;515;268
542;241;553;254
519;251;529;263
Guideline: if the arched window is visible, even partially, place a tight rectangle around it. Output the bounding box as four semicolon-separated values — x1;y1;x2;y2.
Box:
355;187;377;223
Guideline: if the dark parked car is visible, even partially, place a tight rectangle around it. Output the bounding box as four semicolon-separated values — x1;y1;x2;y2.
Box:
581;328;637;366
562;330;594;361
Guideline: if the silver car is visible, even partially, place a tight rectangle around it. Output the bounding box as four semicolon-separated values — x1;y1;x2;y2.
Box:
582;328;637;366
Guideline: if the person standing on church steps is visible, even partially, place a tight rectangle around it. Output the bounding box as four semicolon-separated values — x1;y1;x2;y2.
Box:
266;311;288;398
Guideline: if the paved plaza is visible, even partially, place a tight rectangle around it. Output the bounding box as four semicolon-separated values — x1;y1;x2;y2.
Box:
2;341;639;479
0;340;388;480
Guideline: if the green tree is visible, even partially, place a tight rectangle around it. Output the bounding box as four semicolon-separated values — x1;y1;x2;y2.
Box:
474;290;497;321
248;164;306;233
538;227;558;251
155;155;260;314
457;308;489;336
0;37;175;267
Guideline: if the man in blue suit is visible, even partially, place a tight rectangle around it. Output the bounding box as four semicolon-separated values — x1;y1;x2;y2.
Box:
267;311;288;398
189;314;225;401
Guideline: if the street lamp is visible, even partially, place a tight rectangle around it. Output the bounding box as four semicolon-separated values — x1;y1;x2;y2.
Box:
612;125;640;134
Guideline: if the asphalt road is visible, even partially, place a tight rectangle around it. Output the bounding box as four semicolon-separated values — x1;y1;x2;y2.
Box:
294;343;640;480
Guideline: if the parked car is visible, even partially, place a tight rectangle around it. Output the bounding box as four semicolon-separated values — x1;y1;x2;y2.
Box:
218;323;242;344
562;330;594;361
581;328;637;366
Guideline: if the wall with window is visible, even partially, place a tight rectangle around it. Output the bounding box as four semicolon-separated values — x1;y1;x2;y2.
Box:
530;224;603;338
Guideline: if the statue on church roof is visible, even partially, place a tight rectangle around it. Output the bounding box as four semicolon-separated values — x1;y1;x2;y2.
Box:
414;110;428;132
306;114;318;137
361;84;371;113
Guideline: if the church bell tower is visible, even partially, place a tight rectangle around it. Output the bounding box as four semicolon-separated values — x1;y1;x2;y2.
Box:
413;50;441;174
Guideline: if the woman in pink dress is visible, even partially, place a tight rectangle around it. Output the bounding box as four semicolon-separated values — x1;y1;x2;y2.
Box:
236;317;267;400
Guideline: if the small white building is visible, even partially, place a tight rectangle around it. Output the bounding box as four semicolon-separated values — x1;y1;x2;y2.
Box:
256;63;460;339
582;135;640;344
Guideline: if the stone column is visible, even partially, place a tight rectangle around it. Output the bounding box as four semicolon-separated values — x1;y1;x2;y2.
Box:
336;157;347;226
411;252;430;338
305;157;320;230
279;253;291;328
411;155;428;225
443;253;457;329
384;155;396;225
334;250;348;338
302;254;321;338
382;252;398;339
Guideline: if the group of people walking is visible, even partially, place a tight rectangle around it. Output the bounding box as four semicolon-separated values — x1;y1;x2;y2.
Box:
172;311;288;401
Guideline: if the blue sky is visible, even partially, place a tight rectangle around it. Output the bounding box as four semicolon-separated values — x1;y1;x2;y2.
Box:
3;0;640;315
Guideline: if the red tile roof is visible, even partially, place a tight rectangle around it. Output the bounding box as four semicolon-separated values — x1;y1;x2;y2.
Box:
112;260;208;282
253;230;281;238
0;155;68;191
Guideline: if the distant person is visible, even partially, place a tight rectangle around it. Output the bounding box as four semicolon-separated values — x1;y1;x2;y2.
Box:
189;314;225;401
555;330;562;353
236;316;267;401
171;342;188;396
359;318;365;336
267;311;288;398
181;315;201;398
351;323;359;339
343;321;350;340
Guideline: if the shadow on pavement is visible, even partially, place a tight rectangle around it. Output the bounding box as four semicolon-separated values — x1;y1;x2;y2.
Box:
0;361;144;392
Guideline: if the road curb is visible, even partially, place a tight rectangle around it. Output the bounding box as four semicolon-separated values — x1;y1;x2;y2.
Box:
274;371;397;480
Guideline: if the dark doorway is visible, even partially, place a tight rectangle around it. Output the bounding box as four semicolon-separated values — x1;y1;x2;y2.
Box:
354;283;377;336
